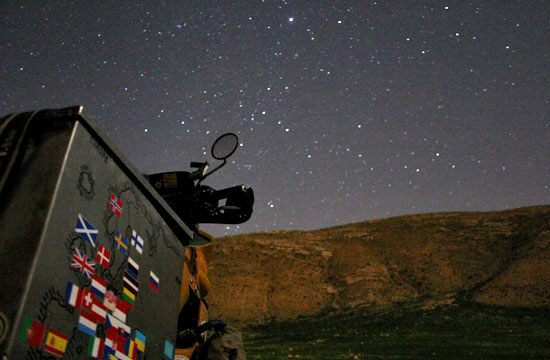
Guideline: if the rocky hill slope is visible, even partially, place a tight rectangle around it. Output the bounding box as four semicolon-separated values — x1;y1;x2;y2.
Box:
205;206;550;325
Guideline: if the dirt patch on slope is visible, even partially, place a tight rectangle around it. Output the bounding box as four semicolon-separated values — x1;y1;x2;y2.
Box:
205;206;550;325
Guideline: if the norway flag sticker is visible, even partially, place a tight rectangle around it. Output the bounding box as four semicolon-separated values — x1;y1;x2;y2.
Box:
109;194;122;217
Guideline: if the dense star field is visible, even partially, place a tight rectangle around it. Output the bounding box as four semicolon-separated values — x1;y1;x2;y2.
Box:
1;2;548;236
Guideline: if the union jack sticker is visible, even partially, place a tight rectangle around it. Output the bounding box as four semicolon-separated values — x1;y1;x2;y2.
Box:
71;248;95;279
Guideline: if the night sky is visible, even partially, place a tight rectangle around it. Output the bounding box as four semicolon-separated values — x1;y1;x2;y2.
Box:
1;2;549;237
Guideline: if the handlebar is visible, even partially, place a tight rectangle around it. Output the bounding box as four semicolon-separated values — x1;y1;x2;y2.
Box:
146;171;254;226
146;133;253;228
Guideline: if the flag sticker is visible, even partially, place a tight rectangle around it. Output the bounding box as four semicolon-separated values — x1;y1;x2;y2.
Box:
164;340;174;359
110;194;123;217
78;311;97;336
75;214;98;247
122;287;136;306
103;337;117;358
104;290;117;312
105;313;131;335
97;245;111;268
128;339;137;359
65;282;83;308
123;274;139;294
104;317;131;358
90;299;108;323
149;271;159;292
71;248;95;278
19;317;46;349
134;330;146;352
91;274;107;298
122;258;139;309
131;230;144;254
112;299;129;322
88;336;105;359
44;328;69;357
80;288;96;312
127;257;139;280
114;231;128;254
80;288;108;323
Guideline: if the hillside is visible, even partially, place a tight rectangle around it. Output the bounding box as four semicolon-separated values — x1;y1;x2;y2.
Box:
205;206;550;325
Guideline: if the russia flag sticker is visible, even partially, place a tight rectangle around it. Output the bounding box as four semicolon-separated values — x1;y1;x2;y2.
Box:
149;271;159;293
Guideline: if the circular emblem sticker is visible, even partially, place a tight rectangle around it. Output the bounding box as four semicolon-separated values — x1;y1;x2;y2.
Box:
77;165;95;200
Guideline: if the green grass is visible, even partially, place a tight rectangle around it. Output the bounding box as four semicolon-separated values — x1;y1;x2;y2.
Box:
242;302;550;359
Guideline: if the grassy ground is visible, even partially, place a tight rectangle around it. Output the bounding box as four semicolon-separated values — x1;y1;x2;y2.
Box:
242;302;550;359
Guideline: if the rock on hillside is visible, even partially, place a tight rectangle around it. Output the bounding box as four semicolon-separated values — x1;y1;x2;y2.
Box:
205;206;550;325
